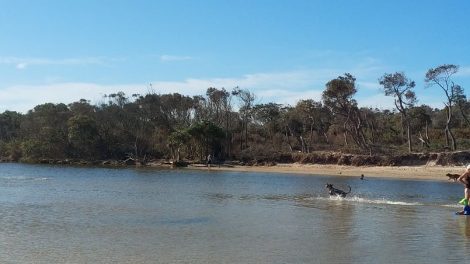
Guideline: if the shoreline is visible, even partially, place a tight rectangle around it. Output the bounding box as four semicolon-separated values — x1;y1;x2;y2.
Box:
187;163;465;181
1;160;465;182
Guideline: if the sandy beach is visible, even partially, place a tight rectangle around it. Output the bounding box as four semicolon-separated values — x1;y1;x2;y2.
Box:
188;163;466;181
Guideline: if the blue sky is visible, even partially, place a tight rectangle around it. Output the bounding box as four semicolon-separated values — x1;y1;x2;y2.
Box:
1;0;470;113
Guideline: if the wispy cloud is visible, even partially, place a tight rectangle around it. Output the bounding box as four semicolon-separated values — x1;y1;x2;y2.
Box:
0;56;117;69
160;55;193;62
357;81;380;91
2;58;447;113
456;66;470;77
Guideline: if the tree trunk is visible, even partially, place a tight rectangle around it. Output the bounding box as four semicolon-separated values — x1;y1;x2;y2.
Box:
406;122;412;153
400;114;405;143
244;117;248;150
323;132;330;144
458;102;470;126
284;127;293;152
444;128;450;149
425;121;430;144
418;132;430;148
446;104;457;150
309;123;314;153
343;122;349;146
448;126;457;151
300;136;306;153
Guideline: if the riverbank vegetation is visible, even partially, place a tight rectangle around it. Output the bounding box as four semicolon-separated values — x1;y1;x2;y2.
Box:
1;64;470;166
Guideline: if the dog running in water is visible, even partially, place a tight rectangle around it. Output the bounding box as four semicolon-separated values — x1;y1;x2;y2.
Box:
446;173;460;181
325;183;351;198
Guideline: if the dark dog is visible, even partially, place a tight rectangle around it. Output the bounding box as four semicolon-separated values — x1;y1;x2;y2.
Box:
446;173;460;181
325;183;351;198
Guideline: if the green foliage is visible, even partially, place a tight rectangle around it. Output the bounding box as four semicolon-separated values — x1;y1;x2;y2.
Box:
187;120;225;159
67;114;100;158
379;72;416;152
425;64;461;150
168;129;191;161
0;66;469;164
21;139;49;161
322;73;357;114
0;140;22;161
0;111;22;141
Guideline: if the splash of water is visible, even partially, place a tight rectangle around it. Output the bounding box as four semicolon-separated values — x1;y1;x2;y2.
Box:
311;195;423;206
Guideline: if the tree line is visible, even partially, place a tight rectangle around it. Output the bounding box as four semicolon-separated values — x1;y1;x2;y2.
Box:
1;64;469;164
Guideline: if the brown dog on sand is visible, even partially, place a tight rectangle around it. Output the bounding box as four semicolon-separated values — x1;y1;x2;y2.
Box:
446;173;460;181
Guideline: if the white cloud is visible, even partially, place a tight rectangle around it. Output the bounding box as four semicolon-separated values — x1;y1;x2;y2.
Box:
0;61;396;113
357;81;380;91
0;83;145;112
358;93;395;110
0;56;115;69
456;66;470;77
359;89;445;111
160;55;193;62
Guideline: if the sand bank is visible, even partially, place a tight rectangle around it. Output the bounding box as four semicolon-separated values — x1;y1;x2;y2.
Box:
188;163;466;181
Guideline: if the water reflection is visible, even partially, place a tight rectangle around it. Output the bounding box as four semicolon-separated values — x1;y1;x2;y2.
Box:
457;216;470;239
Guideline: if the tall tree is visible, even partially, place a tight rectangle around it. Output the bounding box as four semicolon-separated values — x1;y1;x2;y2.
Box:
168;129;191;161
67;114;100;159
453;85;470;127
409;105;433;149
322;73;369;150
280;106;303;152
425;64;460;150
0;111;23;161
379;72;416;152
232;87;255;151
252;103;283;147
21;103;71;159
187;121;225;160
205;87;233;158
294;100;331;152
0;111;22;142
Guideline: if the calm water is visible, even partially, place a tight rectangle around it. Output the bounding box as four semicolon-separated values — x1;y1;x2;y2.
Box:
0;163;469;263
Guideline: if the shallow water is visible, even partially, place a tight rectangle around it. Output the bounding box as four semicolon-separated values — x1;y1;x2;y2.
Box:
0;163;469;263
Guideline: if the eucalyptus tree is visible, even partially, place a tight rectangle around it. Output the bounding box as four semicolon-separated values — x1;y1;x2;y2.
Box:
67;99;101;158
281;106;303;152
368;109;401;147
187;120;225;160
0;111;22;142
205;88;231;126
379;72;416;152
105;92;129;108
68;99;96;116
232;87;255;151
359;107;380;148
96;92;145;160
294;100;332;152
425;64;460;150
409;105;433;149
192;95;208;122
251;103;283;148
67;114;100;159
453;85;470;127
205;87;233;157
21;103;71;159
94;103;127;159
168;129;191;161
159;93;196;129
0;111;23;160
322;73;368;150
